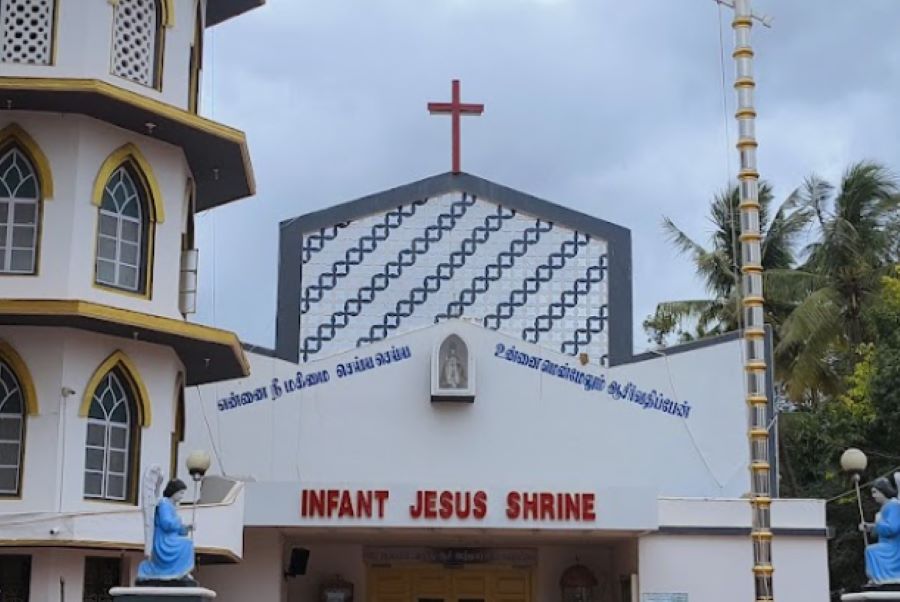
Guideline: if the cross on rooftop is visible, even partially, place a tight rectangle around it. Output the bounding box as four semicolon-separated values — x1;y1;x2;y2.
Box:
427;79;484;174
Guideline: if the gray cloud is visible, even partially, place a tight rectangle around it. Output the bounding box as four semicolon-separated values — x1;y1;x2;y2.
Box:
193;0;900;353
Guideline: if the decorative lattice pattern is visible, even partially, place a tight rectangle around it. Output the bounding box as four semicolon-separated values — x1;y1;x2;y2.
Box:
0;0;54;65
111;0;159;87
300;192;610;363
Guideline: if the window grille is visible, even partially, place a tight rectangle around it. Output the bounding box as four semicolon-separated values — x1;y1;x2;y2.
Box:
0;0;55;65
111;0;160;87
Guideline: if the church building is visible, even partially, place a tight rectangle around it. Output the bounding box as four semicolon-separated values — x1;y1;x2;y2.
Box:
0;1;832;601
184;172;831;601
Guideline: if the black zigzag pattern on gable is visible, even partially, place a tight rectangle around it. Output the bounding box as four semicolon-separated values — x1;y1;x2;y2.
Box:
359;204;517;346
300;200;427;315
523;258;607;345
482;231;590;331
301;223;348;263
299;193;476;361
562;305;610;357
434;219;554;323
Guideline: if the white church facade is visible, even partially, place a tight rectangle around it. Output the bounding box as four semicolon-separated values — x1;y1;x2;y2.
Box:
0;1;832;601
184;174;830;602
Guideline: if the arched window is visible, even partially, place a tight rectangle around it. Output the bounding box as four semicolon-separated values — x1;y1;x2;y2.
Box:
84;368;140;501
111;0;164;87
0;145;40;274
0;0;58;65
0;358;25;496
95;164;150;293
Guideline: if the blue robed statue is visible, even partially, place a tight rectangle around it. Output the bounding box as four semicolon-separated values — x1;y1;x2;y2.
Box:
863;477;900;585
137;465;196;585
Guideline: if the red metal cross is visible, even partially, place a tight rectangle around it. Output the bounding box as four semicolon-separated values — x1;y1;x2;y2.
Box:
427;79;484;174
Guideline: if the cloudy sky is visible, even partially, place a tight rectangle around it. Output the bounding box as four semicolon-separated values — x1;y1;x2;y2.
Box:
193;0;900;354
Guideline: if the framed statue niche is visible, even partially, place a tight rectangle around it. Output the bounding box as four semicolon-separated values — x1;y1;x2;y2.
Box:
431;333;475;403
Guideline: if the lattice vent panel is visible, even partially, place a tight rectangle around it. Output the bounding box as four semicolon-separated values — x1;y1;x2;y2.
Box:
0;0;55;65
111;0;159;87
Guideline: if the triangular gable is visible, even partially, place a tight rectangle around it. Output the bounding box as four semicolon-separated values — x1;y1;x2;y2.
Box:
276;172;632;366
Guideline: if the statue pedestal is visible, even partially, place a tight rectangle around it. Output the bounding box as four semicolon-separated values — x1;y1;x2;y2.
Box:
843;593;900;600
110;587;216;601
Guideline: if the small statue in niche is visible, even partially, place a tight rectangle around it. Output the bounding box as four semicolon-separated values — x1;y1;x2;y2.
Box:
440;340;466;389
862;477;900;585
137;466;196;586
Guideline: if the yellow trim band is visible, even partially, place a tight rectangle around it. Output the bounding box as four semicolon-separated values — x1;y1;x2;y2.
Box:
0;299;250;377
161;0;175;28
0;78;246;143
92;144;165;223
0;77;255;200
79;350;152;427
0;123;54;199
0;339;38;415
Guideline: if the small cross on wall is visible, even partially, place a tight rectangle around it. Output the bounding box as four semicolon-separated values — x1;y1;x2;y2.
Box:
427;79;484;174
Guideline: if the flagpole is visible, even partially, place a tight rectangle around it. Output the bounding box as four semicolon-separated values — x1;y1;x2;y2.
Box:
714;0;775;599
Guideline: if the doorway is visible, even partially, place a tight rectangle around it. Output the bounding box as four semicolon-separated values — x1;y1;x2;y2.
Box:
368;566;531;602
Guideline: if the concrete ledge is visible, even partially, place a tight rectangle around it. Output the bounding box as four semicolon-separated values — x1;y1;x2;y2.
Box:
842;593;900;600
110;587;216;601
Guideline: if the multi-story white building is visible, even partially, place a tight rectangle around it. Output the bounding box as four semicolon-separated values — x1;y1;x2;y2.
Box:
0;1;261;599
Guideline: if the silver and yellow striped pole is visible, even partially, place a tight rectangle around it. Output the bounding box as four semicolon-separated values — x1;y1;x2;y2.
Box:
724;0;774;599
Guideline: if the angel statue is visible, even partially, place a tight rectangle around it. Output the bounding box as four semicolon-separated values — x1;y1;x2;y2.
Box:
136;465;196;585
861;477;900;585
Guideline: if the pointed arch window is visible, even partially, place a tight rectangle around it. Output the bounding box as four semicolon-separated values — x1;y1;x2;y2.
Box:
84;368;140;502
111;0;165;88
0;358;26;496
95;164;150;293
0;145;40;274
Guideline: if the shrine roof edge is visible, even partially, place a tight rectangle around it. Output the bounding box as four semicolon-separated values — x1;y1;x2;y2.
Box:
279;171;631;245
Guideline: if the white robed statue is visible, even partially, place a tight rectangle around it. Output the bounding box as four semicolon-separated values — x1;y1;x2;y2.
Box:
136;465;196;585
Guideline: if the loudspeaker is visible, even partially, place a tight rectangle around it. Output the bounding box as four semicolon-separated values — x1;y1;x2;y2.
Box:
285;547;310;577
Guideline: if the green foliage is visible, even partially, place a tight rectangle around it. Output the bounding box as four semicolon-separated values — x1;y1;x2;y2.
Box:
643;182;810;345
782;268;900;596
647;162;900;597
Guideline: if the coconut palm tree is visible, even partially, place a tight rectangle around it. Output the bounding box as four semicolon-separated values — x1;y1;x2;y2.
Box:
644;182;811;345
775;161;899;404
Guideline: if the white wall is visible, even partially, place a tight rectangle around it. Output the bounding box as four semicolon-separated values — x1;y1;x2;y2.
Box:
0;113;191;319
187;320;749;501
0;326;182;515
1;0;203;110
639;535;754;602
638;533;829;602
772;536;830;601
199;529;284;602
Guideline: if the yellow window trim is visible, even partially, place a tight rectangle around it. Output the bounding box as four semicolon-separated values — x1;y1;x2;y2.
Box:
0;339;38;415
92;144;165;224
0;123;54;199
108;0;175;28
79;350;152;427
